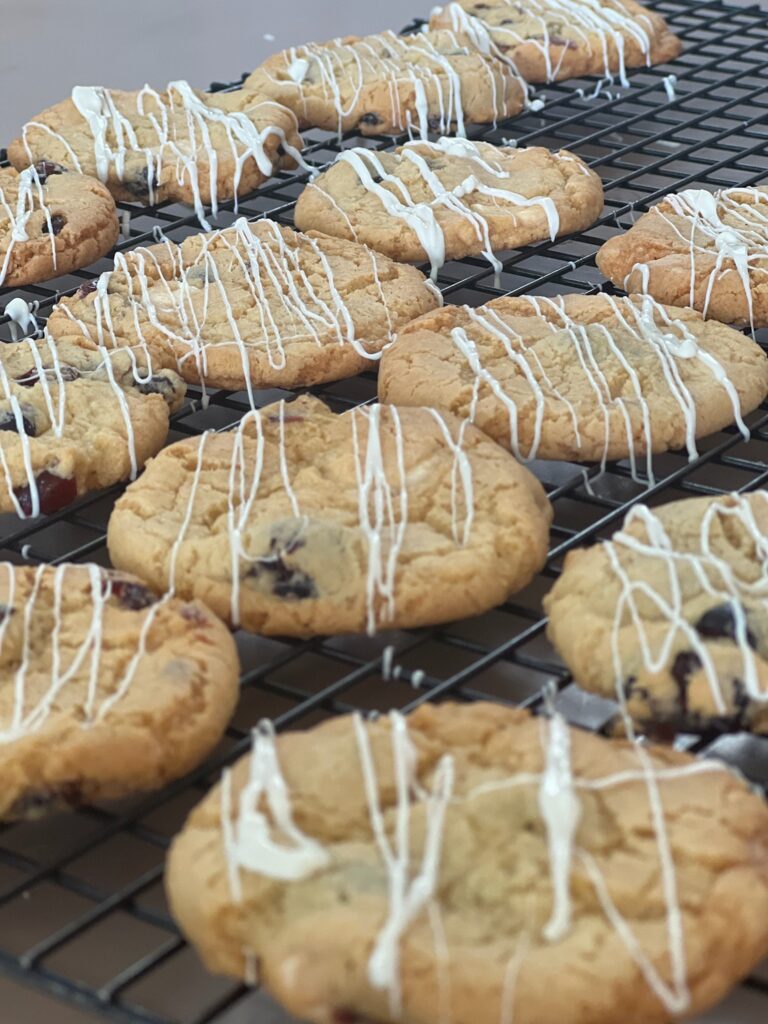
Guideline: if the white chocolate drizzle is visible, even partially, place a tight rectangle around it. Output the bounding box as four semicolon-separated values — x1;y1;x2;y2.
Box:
56;218;405;396
440;292;748;482
313;139;563;279
0;166;58;288
24;83;302;230
4;298;38;341
628;186;768;333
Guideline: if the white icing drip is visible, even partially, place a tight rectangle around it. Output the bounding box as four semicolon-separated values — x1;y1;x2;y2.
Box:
329;140;563;279
663;74;677;101
272;29;524;139
606;494;768;715
60;218;389;388
440;293;748;482
222;719;329;897
538;712;581;942
4;298;38;341
499;934;529;1024
0;167;57;288
30;83;300;230
629;186;768;333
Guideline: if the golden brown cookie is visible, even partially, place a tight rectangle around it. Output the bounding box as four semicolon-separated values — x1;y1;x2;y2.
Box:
546;491;768;735
8;83;302;228
167;700;768;1024
378;293;768;468
107;394;551;637
294;140;604;277
430;0;682;84
0;334;185;518
0;562;239;821
596;185;768;328
244;29;527;137
0;163;118;288
46;218;441;392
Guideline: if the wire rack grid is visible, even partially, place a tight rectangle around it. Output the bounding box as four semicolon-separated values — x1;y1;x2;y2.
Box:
1;1;768;1021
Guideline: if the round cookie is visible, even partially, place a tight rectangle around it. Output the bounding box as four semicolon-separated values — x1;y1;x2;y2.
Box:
545;491;768;735
0;562;239;821
8;83;303;229
107;394;552;637
378;293;768;469
596;185;768;328
0;334;185;518
294;140;604;278
430;0;681;84
46;218;441;392
244;29;527;138
166;700;768;1024
0;163;118;289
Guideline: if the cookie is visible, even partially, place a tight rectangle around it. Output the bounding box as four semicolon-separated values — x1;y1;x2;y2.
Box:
107;394;551;637
294;140;604;278
430;0;681;84
0;562;239;821
596;185;768;328
378;293;768;470
0;334;185;518
8;83;303;229
46;218;441;392
244;29;527;138
0;162;118;289
166;700;768;1024
545;491;768;735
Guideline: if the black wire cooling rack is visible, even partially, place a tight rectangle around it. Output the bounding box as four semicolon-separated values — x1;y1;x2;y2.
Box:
2;1;768;1021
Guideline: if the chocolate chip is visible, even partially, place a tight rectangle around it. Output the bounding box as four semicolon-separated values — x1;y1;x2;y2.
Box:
76;280;98;299
358;113;382;127
134;374;177;403
15;471;78;516
42;214;66;236
8;781;84;821
0;605;12;624
427;116;444;132
671;650;701;716
248;550;316;600
105;578;157;610
124;166;159;199
0;407;37;437
34;160;66;183
273;573;315;599
695;603;757;649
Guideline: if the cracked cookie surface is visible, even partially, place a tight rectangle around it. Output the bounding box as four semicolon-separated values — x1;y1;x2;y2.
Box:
167;700;768;1024
596;185;768;327
0;335;185;517
294;141;603;276
0;163;118;288
8;84;302;226
0;562;239;821
47;219;440;391
378;293;768;466
430;0;681;83
107;394;551;637
546;491;768;735
245;29;527;137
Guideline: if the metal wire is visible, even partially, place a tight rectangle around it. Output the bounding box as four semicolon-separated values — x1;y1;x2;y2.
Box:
1;1;768;1020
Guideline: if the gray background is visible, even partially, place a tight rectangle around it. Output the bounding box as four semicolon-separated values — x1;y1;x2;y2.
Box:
0;0;418;143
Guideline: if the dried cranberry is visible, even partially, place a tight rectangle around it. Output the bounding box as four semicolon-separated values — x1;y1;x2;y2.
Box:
14;369;40;388
42;214;66;236
106;578;157;610
267;414;305;424
0;408;37;436
358;113;382;127
134;375;177;401
8;781;83;820
34;160;66;183
76;280;98;299
124;166;159;198
180;604;209;626
15;471;78;516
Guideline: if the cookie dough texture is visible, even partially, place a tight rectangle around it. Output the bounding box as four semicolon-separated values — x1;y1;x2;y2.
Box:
378;294;768;462
0;563;239;821
430;0;682;83
8;85;301;209
0;337;185;517
294;142;604;267
0;164;118;287
167;701;768;1024
596;185;768;327
545;492;768;735
245;29;526;136
107;394;552;636
47;219;441;391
